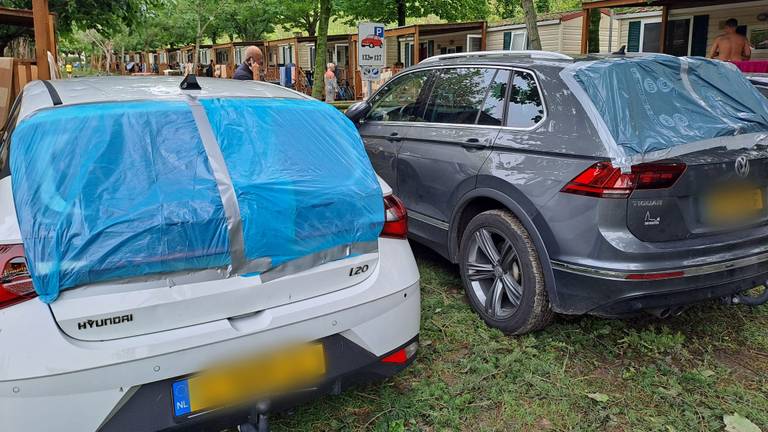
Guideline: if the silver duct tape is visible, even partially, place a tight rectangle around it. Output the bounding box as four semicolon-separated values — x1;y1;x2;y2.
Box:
623;132;768;166
259;241;379;283
76;242;377;292
559;62;629;170
185;95;246;274
679;58;742;132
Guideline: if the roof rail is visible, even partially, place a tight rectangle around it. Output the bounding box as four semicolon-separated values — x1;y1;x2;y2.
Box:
420;50;574;63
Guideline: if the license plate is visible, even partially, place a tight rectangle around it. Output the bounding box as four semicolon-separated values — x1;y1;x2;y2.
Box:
707;187;764;223
172;343;325;417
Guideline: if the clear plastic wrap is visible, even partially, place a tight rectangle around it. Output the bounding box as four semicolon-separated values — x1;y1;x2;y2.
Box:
560;55;768;167
10;97;383;303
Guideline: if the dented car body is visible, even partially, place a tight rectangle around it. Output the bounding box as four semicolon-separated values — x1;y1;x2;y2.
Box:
351;52;768;334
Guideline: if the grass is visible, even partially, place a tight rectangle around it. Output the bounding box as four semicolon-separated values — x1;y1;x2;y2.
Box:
271;243;768;432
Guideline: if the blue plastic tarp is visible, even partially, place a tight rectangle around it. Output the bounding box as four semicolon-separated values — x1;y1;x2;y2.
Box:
561;55;768;165
10;97;383;303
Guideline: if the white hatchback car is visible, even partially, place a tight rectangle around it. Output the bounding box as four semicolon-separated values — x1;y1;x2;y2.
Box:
0;77;420;432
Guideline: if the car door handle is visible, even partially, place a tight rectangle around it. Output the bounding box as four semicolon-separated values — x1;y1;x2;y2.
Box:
385;132;403;142
460;138;488;150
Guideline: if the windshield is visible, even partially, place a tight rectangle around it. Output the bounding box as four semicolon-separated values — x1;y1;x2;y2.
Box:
0;91;22;179
561;55;768;163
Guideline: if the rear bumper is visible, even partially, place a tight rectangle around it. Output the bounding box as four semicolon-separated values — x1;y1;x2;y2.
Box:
100;334;418;432
551;254;768;315
0;238;420;432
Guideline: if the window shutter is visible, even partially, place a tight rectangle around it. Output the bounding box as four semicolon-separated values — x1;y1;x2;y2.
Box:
503;31;512;50
691;15;709;56
628;21;641;52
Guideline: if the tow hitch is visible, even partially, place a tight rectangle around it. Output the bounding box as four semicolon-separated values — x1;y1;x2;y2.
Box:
722;285;768;306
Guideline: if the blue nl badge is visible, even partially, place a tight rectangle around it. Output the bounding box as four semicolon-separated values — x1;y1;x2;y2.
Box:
172;379;192;416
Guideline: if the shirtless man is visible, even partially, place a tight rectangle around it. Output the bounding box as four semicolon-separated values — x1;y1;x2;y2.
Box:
710;18;751;61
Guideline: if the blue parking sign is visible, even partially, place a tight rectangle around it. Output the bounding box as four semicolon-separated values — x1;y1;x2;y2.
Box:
374;26;384;38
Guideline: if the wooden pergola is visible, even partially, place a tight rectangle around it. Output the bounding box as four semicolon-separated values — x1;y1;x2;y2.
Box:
0;0;57;80
580;0;761;54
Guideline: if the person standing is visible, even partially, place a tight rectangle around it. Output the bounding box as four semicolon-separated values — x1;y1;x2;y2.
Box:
324;63;339;103
65;63;73;79
710;18;752;61
206;60;214;77
233;46;264;81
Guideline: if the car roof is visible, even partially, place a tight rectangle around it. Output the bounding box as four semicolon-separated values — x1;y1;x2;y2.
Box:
403;52;652;73
18;76;309;121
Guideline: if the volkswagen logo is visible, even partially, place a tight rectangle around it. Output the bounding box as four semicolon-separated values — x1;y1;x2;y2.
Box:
735;156;750;178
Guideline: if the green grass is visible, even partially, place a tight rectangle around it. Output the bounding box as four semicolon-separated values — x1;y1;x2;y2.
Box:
272;244;768;432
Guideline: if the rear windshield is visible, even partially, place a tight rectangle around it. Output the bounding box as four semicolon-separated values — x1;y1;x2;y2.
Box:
564;56;768;159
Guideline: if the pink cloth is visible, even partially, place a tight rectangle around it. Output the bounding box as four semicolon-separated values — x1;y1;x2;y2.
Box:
732;60;768;73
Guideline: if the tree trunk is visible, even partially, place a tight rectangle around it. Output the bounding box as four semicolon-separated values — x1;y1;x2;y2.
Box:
193;14;201;72
588;8;601;53
311;0;332;99
521;0;541;50
397;0;406;27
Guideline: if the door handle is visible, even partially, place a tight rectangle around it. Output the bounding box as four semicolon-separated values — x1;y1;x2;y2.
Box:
385;132;403;142
461;138;488;150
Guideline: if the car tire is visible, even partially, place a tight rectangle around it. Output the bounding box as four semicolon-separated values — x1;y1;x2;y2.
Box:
459;209;553;335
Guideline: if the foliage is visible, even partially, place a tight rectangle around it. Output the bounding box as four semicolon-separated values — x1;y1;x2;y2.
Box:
0;0;150;35
219;0;278;41
271;245;768;432
496;0;580;20
276;0;322;37
337;0;487;28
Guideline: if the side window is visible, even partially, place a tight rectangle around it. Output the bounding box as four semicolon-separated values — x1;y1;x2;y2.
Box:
506;71;544;129
0;92;22;179
423;68;504;125
477;70;509;126
366;71;430;122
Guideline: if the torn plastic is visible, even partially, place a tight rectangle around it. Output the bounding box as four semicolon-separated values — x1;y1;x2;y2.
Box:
10;98;383;303
560;55;768;171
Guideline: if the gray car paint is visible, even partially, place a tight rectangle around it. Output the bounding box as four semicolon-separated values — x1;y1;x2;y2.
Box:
356;55;768;315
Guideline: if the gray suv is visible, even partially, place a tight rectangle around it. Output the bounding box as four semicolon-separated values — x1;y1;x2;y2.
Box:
347;51;768;334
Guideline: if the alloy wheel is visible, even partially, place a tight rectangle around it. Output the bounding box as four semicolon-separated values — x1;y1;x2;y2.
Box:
465;227;523;319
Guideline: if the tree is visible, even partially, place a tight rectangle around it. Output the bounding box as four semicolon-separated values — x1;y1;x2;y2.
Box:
220;0;278;41
79;28;116;73
311;0;332;99
0;0;149;55
587;8;601;53
277;0;321;37
337;0;488;28
520;0;542;50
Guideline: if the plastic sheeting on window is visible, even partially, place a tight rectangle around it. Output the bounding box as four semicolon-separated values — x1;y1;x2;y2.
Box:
10;98;383;303
560;55;768;169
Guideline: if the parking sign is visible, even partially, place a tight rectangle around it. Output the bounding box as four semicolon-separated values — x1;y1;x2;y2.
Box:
358;22;386;70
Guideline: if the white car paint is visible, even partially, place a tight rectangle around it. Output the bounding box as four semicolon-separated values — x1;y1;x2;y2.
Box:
0;176;21;244
0;80;418;431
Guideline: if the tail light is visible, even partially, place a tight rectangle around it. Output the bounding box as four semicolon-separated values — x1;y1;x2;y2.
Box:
0;244;36;309
381;340;418;364
561;162;686;199
381;194;408;239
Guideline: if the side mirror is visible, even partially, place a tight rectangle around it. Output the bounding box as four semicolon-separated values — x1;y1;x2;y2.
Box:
345;101;371;124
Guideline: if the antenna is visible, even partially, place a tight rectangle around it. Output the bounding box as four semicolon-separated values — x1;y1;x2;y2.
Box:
180;74;201;90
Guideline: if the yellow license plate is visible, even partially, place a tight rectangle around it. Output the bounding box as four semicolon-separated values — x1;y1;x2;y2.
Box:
172;343;325;417
707;187;764;223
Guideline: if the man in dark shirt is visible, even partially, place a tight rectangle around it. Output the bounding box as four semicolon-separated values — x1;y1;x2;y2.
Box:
233;46;264;80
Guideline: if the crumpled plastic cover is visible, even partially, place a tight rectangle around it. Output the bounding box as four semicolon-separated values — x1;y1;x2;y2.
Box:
10;98;383;303
561;55;768;165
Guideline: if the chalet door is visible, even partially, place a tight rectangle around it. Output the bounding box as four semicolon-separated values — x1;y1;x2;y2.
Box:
665;18;692;56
